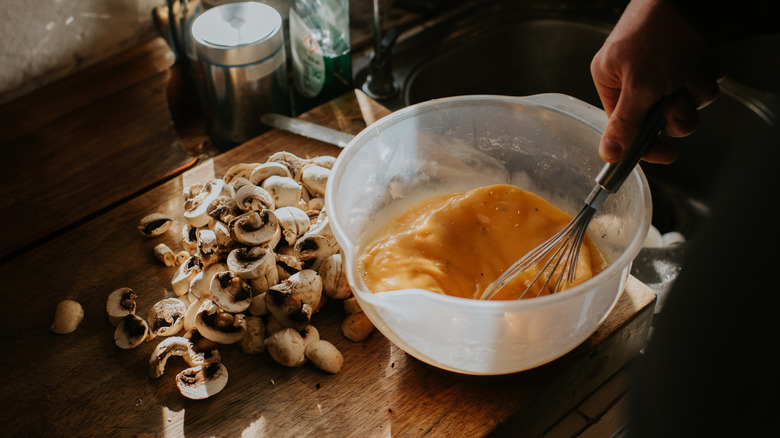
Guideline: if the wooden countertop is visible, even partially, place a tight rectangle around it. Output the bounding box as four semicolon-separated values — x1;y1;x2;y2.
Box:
0;35;654;437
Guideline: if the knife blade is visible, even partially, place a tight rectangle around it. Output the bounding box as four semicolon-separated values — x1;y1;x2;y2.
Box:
261;113;355;148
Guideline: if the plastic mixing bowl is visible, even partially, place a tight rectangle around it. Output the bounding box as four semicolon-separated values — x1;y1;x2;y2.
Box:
325;94;651;375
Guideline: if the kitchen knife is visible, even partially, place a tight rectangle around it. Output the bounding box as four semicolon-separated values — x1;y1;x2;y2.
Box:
261;113;355;148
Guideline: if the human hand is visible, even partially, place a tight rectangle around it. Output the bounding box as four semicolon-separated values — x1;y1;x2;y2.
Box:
590;0;726;164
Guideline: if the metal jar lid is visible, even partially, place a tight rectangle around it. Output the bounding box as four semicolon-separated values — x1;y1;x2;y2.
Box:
192;2;283;67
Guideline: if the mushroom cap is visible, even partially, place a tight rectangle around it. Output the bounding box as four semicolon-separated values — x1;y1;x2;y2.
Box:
229;209;279;246
267;151;304;181
189;262;227;299
265;286;312;331
176;362;228;400
51;299;84;334
148;336;190;378
238;316;266;355
261;175;302;209
235;185;275;212
183;179;226;227
274;206;311;246
114;314;150;349
301;164;330;198
210;270;252;313
223;162;260;184
305;339;344;374
171;256;202;296
194;299;246;344
226;246;275;280
138;212;173;237
265;327;306;367
206;196;242;224
249;161;293;185
318;254;352;300
106;287;137;326
148;297;186;337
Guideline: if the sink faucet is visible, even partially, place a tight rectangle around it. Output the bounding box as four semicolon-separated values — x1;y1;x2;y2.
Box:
361;0;399;100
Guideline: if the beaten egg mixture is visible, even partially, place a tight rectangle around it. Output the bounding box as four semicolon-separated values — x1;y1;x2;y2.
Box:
359;184;606;300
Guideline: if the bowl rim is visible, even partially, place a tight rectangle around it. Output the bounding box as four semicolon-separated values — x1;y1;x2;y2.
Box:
326;93;652;311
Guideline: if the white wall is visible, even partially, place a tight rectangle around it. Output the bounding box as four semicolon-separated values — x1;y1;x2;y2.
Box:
0;0;161;104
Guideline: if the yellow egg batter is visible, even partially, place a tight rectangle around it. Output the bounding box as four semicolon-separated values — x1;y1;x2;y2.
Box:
359;184;606;300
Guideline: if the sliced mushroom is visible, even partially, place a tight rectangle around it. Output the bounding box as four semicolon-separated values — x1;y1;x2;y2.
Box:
154;243;176;267
211;220;234;249
226;246;276;281
171;255;202;296
195;299;246;344
181;224;199;255
301;164;330;198
261;176;302;209
274;206;311;246
138;213;173;237
183;297;203;333
176;361;228;400
238;315;266;354
114;314;150;349
267;151;304;181
210;270;252;313
175;250;191;265
106;287;137;326
235;185;275;212
184;329;221;365
305;340;344;374
286;269;324;311
148;336;191;378
248;265;280;294
197;229;220;267
229;209;279;246
51;299;84;334
318;254;351;299
206;196;242;225
148;297;186;337
189;262;227;299
294;234;333;271
249;161;293;185
308;155;336;169
265;327;306;367
247;292;269;316
183;179;227;227
275;245;303;272
223;162;260;184
265;285;312;331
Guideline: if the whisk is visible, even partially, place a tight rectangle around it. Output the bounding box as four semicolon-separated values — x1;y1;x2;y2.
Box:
481;97;669;300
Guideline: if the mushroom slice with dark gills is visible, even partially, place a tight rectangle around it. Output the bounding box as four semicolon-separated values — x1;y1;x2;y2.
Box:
229;209;279;246
210;270;252;313
175;361;228;400
137;212;173;237
114;314;151;349
147;297;186;337
106;287;137;326
206;196;242;225
183;179;227;227
195;299;246;344
226;246;276;281
234;184;275;212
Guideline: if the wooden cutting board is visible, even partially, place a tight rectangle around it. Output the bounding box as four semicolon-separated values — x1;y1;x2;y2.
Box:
0;89;654;437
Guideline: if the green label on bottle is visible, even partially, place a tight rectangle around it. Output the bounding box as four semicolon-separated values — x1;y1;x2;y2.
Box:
290;9;325;98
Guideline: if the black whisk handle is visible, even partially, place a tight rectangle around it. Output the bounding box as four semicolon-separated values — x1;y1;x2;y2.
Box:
595;95;670;193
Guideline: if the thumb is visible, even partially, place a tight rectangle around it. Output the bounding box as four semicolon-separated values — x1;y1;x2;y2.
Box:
599;91;656;163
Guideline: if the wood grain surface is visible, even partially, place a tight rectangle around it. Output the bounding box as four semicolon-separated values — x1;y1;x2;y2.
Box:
0;89;654;437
